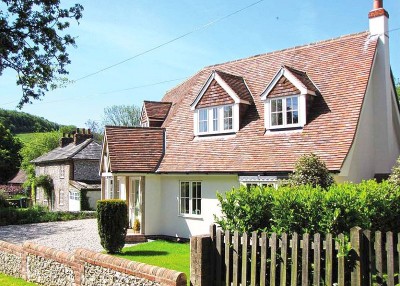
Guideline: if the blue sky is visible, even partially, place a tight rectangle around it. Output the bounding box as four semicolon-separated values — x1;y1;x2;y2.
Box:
1;0;400;128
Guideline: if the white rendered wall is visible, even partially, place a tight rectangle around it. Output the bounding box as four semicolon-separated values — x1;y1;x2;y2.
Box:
337;54;400;183
144;174;239;238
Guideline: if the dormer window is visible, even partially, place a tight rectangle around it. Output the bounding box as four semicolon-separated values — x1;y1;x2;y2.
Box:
197;104;234;135
261;66;318;131
270;96;299;128
191;70;252;137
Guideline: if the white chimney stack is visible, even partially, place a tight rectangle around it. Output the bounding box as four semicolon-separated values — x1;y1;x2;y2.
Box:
369;0;389;38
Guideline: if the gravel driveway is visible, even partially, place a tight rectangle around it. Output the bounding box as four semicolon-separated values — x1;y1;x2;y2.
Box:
0;219;104;252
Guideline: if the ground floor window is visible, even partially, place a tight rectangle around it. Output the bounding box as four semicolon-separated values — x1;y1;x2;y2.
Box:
69;191;80;201
179;181;202;215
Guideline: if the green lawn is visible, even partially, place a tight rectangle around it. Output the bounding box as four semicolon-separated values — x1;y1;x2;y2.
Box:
0;273;36;285
115;240;190;281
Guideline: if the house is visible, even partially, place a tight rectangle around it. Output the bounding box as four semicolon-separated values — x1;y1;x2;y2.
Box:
8;169;27;188
100;1;400;238
32;129;101;211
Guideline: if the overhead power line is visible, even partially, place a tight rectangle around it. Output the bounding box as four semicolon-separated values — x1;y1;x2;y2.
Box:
73;0;266;82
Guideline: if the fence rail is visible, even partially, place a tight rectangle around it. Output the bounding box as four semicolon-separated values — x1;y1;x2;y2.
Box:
191;225;400;286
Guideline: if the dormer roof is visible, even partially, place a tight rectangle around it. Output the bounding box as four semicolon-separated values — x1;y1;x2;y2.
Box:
143;101;172;121
190;70;252;110
261;65;319;100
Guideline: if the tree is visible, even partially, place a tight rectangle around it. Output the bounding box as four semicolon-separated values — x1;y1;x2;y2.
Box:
0;123;22;183
396;81;400;102
102;105;141;127
85;119;103;142
289;153;334;189
0;0;83;107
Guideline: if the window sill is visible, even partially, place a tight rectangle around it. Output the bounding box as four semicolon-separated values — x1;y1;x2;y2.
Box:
265;126;303;134
178;214;203;220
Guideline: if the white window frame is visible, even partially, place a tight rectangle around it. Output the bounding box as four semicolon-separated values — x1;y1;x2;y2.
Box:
179;181;202;216
265;95;305;130
69;191;80;201
195;104;235;135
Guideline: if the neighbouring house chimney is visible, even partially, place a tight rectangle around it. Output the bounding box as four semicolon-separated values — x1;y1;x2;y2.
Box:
60;133;74;148
74;127;94;145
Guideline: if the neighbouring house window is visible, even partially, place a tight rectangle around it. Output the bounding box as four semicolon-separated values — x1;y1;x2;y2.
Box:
179;181;202;215
270;96;299;128
59;165;65;179
197;104;234;135
59;190;64;206
69;191;80;201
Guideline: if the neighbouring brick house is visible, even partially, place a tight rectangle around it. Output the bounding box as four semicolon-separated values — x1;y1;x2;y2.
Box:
100;1;400;238
32;129;101;211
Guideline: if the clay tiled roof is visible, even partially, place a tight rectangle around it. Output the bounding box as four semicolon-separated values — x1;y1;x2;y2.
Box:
105;126;165;173
155;32;377;173
143;101;172;120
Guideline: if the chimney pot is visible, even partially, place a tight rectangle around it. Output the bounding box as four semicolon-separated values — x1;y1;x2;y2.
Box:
373;0;383;9
76;128;80;134
82;128;86;134
88;129;91;134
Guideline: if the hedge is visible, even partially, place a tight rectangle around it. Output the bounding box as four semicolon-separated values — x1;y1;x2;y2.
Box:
215;180;400;235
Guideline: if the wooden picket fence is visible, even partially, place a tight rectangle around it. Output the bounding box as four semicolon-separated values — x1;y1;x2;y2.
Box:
209;225;400;286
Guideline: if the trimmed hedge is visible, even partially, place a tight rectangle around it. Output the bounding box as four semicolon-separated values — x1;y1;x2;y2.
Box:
0;206;96;226
215;180;400;235
97;199;128;254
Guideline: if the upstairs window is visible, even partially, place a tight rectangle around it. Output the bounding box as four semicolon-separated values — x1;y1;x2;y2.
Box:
197;104;234;135
223;106;233;130
270;96;299;128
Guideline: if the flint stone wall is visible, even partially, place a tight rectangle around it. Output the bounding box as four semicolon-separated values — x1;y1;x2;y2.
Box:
0;240;186;286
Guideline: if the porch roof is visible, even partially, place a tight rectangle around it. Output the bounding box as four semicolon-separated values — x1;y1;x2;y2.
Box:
104;126;165;173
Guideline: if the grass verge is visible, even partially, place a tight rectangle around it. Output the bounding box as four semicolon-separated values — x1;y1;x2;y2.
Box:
114;240;190;282
0;273;36;285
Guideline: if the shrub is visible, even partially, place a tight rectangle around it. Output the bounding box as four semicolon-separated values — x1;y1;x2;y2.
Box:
0;192;10;208
388;156;400;187
35;175;53;204
0;206;96;226
289;153;334;189
97;199;128;253
215;180;400;235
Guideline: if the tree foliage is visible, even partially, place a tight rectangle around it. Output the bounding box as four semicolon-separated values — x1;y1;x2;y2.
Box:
102;105;141;127
0;108;60;133
85;119;103;142
289;153;334;189
20;131;61;183
0;0;83;107
0;123;22;183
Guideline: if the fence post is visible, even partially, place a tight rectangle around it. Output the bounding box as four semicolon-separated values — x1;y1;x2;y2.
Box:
350;227;363;286
190;235;215;286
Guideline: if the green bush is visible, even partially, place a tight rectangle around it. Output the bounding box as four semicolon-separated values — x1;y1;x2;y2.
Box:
289;153;334;189
0;192;10;208
388;156;400;187
97;199;128;254
0;205;96;226
215;180;400;235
